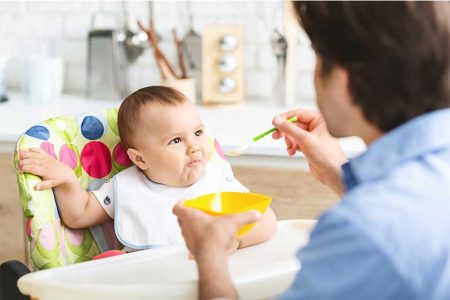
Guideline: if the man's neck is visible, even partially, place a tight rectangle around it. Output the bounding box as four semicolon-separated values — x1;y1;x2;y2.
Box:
358;123;383;145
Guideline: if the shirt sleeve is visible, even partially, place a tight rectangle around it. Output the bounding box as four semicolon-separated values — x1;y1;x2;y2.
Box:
91;179;115;218
278;210;412;300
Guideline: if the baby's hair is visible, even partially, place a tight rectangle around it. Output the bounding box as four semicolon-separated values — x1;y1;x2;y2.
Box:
117;86;189;150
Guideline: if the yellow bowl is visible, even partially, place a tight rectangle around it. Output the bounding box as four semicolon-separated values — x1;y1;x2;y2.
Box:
183;192;272;236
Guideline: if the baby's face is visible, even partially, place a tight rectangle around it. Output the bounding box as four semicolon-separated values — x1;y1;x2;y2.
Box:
134;101;211;187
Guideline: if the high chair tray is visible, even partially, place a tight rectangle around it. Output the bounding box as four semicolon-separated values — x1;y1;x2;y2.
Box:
18;219;315;300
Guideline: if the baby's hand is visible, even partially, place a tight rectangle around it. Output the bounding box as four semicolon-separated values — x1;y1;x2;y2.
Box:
18;147;76;191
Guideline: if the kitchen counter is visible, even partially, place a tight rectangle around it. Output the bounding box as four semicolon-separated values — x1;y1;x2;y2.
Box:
0;93;365;168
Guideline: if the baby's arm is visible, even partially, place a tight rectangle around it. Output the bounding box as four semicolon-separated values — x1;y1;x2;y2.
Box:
237;207;277;249
19;148;110;228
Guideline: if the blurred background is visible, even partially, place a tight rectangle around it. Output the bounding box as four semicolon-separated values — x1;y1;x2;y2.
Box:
0;0;316;105
1;1;348;267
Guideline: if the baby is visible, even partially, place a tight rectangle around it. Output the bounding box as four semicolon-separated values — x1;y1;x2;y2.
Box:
18;86;277;252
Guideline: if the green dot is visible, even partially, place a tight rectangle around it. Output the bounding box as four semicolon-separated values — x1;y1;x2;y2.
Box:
106;108;119;136
75;256;92;264
45;117;78;143
39;260;62;270
65;229;94;256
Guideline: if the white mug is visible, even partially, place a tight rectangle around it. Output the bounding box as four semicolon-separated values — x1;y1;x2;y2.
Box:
21;55;64;103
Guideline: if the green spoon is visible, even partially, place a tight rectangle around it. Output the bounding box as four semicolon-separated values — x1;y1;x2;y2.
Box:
225;116;298;157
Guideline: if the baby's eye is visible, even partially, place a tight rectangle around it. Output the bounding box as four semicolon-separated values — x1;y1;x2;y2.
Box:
195;130;203;137
169;137;182;145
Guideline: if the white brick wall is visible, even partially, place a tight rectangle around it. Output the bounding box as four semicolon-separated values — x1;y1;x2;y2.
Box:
0;1;316;103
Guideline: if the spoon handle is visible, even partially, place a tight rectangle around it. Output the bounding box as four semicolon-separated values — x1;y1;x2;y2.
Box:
252;116;298;142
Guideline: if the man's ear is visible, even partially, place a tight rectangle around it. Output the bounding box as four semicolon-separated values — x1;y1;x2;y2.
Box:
127;148;148;170
334;66;353;106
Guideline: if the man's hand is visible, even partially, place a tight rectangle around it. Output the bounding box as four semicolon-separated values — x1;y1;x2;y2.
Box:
272;109;347;196
173;201;261;260
18;147;77;191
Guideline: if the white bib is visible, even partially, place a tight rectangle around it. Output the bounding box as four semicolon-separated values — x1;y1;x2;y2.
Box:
113;160;248;250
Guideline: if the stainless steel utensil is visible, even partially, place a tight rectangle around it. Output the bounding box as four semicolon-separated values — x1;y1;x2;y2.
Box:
121;2;147;64
182;1;202;70
86;29;128;100
86;13;128;100
182;1;202;96
271;28;287;105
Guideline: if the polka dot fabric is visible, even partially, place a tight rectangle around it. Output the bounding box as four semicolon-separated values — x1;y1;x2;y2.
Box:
14;107;226;271
15;107;129;270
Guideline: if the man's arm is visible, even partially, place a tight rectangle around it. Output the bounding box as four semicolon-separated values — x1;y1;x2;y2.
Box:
173;202;261;300
197;252;238;300
19;148;110;228
279;210;410;300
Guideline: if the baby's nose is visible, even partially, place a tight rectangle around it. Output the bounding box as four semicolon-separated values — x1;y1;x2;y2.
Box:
188;144;200;154
189;145;200;154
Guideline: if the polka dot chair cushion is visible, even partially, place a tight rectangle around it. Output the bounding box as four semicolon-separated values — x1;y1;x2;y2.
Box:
14;108;226;271
15;108;125;270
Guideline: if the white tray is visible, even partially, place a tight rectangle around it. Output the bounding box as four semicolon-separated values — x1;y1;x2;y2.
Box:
18;219;315;300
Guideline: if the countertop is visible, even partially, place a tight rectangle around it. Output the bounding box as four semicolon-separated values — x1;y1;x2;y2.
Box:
0;93;366;168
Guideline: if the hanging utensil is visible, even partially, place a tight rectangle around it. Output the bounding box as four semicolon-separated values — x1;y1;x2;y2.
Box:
121;1;147;64
172;29;188;79
138;20;180;80
271;28;287;106
182;1;202;71
148;1;162;42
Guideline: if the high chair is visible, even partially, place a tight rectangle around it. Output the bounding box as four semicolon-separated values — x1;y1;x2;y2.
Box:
1;108;127;299
1;108;316;300
0;107;257;298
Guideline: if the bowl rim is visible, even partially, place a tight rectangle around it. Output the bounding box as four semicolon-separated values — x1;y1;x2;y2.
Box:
183;191;272;215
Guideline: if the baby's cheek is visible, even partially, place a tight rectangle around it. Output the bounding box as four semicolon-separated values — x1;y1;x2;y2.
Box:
204;144;212;161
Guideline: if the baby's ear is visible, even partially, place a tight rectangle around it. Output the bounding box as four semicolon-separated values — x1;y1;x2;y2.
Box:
127;148;148;170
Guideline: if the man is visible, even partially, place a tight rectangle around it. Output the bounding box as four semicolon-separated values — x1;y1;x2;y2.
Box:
173;2;450;299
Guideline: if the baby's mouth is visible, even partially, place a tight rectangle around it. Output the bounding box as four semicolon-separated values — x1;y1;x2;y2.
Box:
187;152;202;166
186;151;203;167
186;159;201;167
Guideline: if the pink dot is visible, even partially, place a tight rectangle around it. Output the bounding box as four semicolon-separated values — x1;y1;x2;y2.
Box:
59;144;78;169
65;228;83;246
80;141;112;178
40;142;57;159
215;139;227;160
113;142;132;167
26;217;32;237
38;222;57;250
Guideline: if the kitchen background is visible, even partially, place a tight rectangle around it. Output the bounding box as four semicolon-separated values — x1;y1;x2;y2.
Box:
1;1;344;267
0;0;316;105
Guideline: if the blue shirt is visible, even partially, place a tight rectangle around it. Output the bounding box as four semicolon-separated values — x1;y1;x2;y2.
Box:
279;109;450;300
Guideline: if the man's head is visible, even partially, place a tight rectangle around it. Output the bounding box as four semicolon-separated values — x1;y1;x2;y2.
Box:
293;2;450;137
118;86;211;187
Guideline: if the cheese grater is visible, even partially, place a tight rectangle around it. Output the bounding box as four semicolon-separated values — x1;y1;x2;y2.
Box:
86;30;128;100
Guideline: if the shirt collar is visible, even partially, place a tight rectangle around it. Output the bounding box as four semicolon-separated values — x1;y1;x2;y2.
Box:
342;108;450;189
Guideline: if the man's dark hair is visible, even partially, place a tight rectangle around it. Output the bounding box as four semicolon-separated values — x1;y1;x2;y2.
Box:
117;86;188;150
293;2;450;131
